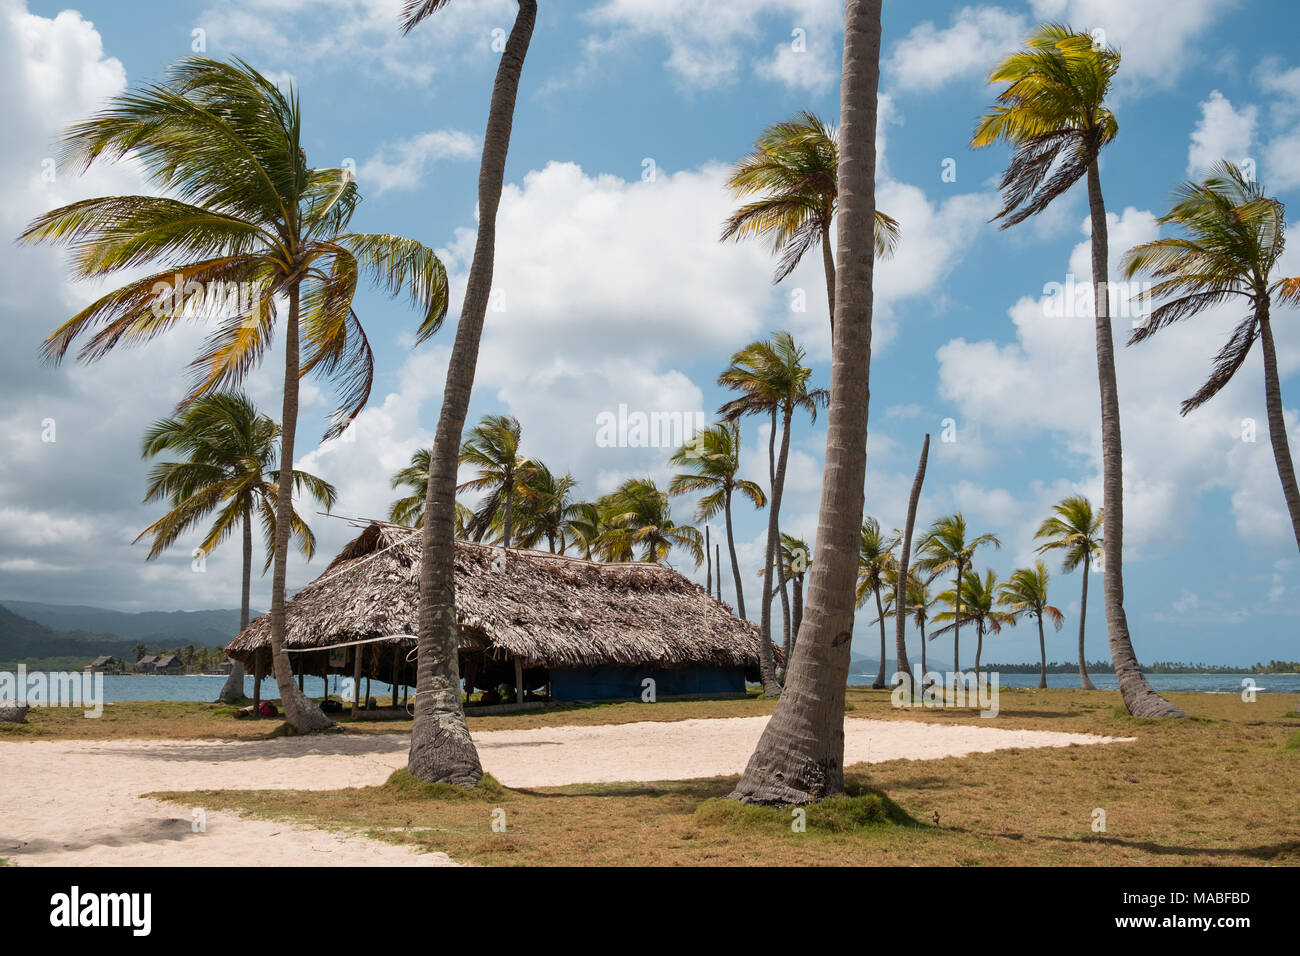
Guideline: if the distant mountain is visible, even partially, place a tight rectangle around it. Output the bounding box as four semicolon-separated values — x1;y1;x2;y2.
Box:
1;600;250;646
0;605;139;664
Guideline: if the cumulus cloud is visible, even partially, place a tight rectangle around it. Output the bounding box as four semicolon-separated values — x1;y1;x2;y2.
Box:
356;129;477;195
885;5;1026;93
1187;90;1256;177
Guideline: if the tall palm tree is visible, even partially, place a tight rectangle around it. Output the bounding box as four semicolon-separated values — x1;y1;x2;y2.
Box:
728;0;883;805
135;392;335;704
719;331;827;694
855;517;899;688
999;562;1065;689
722;110;899;335
1035;494;1103;689
779;533;811;644
916;514;1000;676
905;572;939;685
512;462;581;553
972;23;1183;719
401;0;537;786
457;414;533;548
893;432;930;692
668;421;766;618
1123;161;1300;554
933;569;1015;685
21;57;447;733
594;478;703;565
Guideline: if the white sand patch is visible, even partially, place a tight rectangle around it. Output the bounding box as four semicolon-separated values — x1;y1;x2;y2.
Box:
0;716;1132;866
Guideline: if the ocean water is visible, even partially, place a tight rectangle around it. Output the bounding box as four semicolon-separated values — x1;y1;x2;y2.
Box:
9;669;1300;703
848;670;1300;695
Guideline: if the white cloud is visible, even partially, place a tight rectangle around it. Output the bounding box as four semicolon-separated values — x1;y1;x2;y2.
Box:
357;129;477;195
885;5;1026;94
1255;58;1300;191
1187;90;1256;177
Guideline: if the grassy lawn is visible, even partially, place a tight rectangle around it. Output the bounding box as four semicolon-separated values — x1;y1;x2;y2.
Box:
137;687;1300;866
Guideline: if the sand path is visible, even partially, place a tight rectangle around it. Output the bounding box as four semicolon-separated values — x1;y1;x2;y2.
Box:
0;716;1131;866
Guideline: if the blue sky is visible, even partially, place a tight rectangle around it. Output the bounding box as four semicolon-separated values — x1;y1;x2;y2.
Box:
2;0;1298;667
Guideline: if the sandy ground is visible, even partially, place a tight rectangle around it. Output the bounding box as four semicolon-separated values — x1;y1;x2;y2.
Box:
0;716;1132;866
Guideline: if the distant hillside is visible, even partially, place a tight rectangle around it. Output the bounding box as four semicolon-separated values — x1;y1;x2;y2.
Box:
1;600;250;646
0;605;139;665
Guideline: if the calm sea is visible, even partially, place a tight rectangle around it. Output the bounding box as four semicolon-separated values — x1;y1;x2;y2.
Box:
9;670;1300;703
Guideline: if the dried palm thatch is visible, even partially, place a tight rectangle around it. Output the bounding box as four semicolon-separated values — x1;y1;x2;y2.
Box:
227;521;771;671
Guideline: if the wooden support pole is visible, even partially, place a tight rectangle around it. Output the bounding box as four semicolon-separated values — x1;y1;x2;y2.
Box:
252;653;262;718
515;657;524;704
351;646;362;719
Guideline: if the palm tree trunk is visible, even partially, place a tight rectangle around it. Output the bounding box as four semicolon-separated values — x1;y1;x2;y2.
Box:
1086;159;1185;718
778;557;792;668
502;481;514;549
1077;560;1096;690
1036;614;1047;689
952;565;962;676
894;433;928;694
821;228;836;335
792;572;804;638
705;524;712;595
409;0;536;784
267;283;334;733
920;618;927;684
1258;306;1300;554
727;0;881;804
757;407;794;695
723;488;747;618
974;620;984;684
217;504;252;704
872;584;887;688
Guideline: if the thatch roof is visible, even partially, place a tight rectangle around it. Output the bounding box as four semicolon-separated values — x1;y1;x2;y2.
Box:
227;521;770;670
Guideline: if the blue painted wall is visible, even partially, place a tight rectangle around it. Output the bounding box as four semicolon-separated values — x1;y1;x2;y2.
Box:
550;665;746;701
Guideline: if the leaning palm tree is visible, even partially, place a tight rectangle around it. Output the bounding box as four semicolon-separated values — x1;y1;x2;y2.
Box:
915;514;1000;677
1123;161;1300;554
401;0;538;786
933;569;1015;685
854;517;899;688
972;24;1182;719
723;110;899;335
668;421;766;619
594;478;704;566
998;562;1065;689
20;57;448;733
719;331;827;695
728;0;883;805
457;414;533;548
135;392;335;704
511;462;581;553
1035;494;1103;689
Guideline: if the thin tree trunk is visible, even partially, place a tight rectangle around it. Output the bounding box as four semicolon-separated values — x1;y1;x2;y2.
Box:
757;407;794;695
1259;307;1300;554
218;504;252;703
723;488;746;618
267;283;334;733
409;0;536;784
821;228;836;336
705;524;712;596
872;584;887;688
792;573;804;639
728;0;880;804
952;564;962;675
894;433;929;695
920;618;927;685
1037;614;1047;689
1077;560;1096;689
778;553;792;669
502;480;514;549
716;544;723;602
1086;159;1185;717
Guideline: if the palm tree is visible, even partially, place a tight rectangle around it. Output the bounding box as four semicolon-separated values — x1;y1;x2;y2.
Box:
722;110;899;335
389;448;432;526
1035;494;1103;689
893;432;930;692
21;57;447;733
1123;161;1300;554
135;392;335;704
855;517;899;689
905;573;939;686
668;421;766;618
972;23;1183;719
933;569;1015;685
779;533;811;644
594;478;703;565
512;462;581;553
916;514;1000;676
565;501;604;560
999;562;1065;688
719;331;827;694
457;414;533;548
727;0;883;805
401;0;537;786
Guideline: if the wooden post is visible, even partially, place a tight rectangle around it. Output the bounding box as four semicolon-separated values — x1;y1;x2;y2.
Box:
252;653;262;718
296;656;304;692
515;657;524;704
351;645;362;719
716;544;722;601
390;647;400;708
321;655;328;702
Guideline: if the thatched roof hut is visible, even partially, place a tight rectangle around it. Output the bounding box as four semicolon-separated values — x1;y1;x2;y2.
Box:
227;521;771;703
